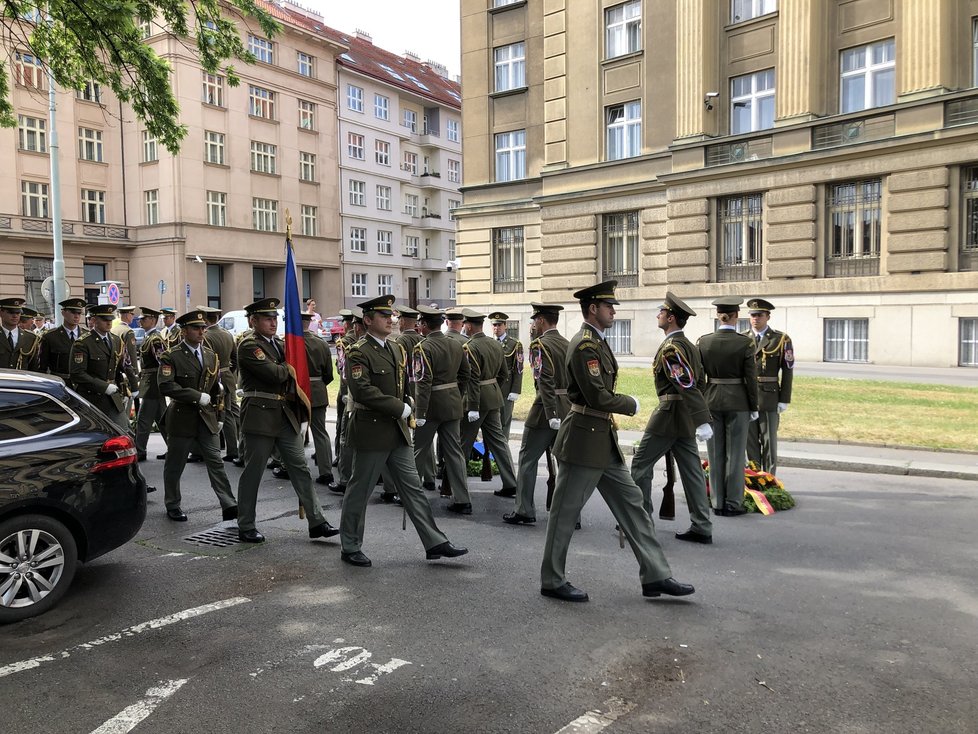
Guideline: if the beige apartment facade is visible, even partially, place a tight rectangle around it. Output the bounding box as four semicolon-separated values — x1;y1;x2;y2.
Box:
457;0;978;368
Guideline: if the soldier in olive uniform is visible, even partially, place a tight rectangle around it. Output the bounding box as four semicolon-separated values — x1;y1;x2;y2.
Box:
69;304;137;430
19;307;38;335
157;310;237;522
331;310;354;472
134;307;169;461
330;309;364;494
39;298;89;383
393;305;430;490
490;312;524;441
744;298;794;475
202;307;240;463
159;308;179;348
338;295;467;567
444;308;467;344
697;297;759;516
0;297;41;371
630;293;714;543
542;281;694;603
503;304;570;525
235;298;339;543
301;312;335;484
112;305;140;370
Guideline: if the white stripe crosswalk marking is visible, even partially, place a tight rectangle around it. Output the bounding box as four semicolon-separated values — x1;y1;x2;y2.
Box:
554;697;636;734
89;679;189;734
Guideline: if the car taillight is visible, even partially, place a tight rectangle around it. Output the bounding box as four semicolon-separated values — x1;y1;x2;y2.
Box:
92;435;138;473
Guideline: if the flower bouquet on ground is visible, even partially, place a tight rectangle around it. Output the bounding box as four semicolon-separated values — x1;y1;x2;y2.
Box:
702;460;796;514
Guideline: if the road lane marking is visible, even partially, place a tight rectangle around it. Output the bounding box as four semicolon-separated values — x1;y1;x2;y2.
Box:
554;697;636;734
89;678;189;734
0;597;250;679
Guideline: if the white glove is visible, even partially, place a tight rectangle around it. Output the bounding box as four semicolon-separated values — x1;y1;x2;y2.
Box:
236;388;244;398
198;393;211;407
778;402;788;414
130;390;139;399
695;423;714;442
548;418;561;430
104;384;119;396
217;421;224;432
467;410;480;423
342;394;350;404
631;396;641;415
300;421;308;435
400;403;413;419
749;411;759;422
507;392;519;402
415;418;427;428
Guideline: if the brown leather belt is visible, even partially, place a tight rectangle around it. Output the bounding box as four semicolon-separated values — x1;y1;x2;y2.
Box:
709;377;744;385
758;376;779;383
241;391;284;400
658;394;683;402
142;368;157;373
569;403;611;420
478;379;497;386
553;389;568;395
431;383;457;392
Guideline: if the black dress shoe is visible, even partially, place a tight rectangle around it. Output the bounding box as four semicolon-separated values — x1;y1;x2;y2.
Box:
422;480;436;492
222;505;238;521
331;458;339;467
238;528;265;543
574;521;582;530
493;487;517;498
309;521;340;539
446;502;472;515
156;452;167;460
166;508;188;522
231;457;244;467
502;512;536;525
222;455;238;463
341;550;372;567
327;482;346;495
267;460;280;470
642;577;695;597
379;492;398;504
187;454;203;463
426;541;468;560
145;485;157;493
541;583;589;602
724;507;749;516
137;452;147;462
272;467;290;479
315;474;335;486
675;529;712;544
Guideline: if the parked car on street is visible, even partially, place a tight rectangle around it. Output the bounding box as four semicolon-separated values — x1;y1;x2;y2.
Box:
0;370;147;623
320;317;346;342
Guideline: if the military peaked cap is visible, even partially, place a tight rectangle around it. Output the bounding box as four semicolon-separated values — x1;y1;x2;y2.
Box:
747;298;776;313
572;280;620;305
0;297;26;311
357;295;396;314
88;304;117;318
245;298;280;316
658;291;696;319
530;303;563;319
60;298;87;312
712;296;743;314
176;310;207;327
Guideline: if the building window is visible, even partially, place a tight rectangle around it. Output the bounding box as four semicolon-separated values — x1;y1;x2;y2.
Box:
376;185;392;211
601;212;639;288
448;159;461;183
144;190;159;225
298;99;315;130
960;318;978;366
17;115;46;153
730;69;775;134
973;20;978;88
717;194;763;282
824;318;869;362
249;85;275;119
492;226;524;293
403;109;417;132
605;1;641;59
21;181;48;218
25;257;53;311
253;267;265;300
139;17;152;38
827;179;881;276
404;236;419;257
840;38;895;113
76;81;101;103
349;180;366;207
961;165;978;271
204;131;225;164
494;130;526;182
448;238;456;260
202;73;224;106
377;274;393;295
377;230;393;255
347;132;365;160
425;278;431;298
494;41;526;92
404;194;419;217
375;139;391;166
375;94;390;120
206;191;226;227
81;189;106;223
301;205;317;236
141;131;158;162
297;51;314;77
78;127;104;162
351;273;368;297
347;84;364;112
493;0;521;6
403;151;418;174
350;227;367;253
301;269;312;301
606;101;641;160
250;141;277;174
447;119;460;143
206;263;222;309
606;320;633;354
299;152;316;182
731;0;777;23
252;198;277;232
14;51;44;88
248;34;273;63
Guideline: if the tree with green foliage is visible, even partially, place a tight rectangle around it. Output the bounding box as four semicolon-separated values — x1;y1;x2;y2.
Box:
0;0;280;153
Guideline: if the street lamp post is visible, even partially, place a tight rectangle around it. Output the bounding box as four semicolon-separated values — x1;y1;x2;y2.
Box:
46;23;66;326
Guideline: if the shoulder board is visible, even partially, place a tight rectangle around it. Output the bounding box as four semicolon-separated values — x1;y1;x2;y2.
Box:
77;331;92;341
577;340;599;352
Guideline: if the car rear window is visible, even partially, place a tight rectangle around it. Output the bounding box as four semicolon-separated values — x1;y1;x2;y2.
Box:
0;390;78;442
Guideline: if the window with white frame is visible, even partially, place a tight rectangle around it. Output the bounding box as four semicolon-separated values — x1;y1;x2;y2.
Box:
297;51;313;77
447;119;460;143
299;152;316;182
425;278;431;298
601;212;639;288
249;85;275;119
144;190;159;225
404;236;419;257
404;194;419;216
253;267;266;300
301;205;317;236
81;189;106;223
449;279;456;300
730;0;777;23
202;73;224;106
349;180;366;206
717;194;763;281
403;151;418;174
248;34;273;63
494;130;526;182
206;191;226;227
493;0;521;6
826;179;881;276
961;165;978;271
204;131;225;164
824;318;869;362
141;131;158;162
376;185;392;211
377;230;393;255
78;127;104;162
840;38;895;113
448;199;461;221
494;42;526;92
348;132;365;160
448;238;457;260
298;99;315;130
606;320;633;354
252;198;277;231
605;1;641;59
351;272;368;297
17;115;46;153
350;227;367;253
138;17;152;37
403;109;417;132
14;51;44;88
348;84;364;112
973;20;978;88
76;81;102;103
960;318;978;366
375;94;390;120
448;159;461;183
375;139;390;166
21;181;48;218
250;141;277;174
377;274;393;295
730;69;775;134
492;226;524;293
606;101;641;160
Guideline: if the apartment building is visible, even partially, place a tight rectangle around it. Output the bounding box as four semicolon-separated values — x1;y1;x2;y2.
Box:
457;0;978;367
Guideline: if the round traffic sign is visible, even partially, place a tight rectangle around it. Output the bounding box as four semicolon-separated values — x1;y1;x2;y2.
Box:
107;282;120;305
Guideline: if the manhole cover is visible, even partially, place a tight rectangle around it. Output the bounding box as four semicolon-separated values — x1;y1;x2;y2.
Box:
183;527;242;548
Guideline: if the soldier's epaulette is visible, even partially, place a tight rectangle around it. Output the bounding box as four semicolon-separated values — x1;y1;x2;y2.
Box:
349;336;368;352
77;331;92;342
577;339;600;352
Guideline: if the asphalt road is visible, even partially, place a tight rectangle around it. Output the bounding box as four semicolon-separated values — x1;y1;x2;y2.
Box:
3;447;976;733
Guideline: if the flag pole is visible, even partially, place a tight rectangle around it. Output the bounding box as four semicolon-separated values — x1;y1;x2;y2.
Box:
285;209;306;522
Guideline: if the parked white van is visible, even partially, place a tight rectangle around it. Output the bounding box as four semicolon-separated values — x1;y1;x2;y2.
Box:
218;309;285;337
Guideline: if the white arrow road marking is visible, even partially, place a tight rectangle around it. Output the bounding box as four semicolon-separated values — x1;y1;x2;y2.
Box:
554;697;636;734
89;678;189;734
0;597;250;679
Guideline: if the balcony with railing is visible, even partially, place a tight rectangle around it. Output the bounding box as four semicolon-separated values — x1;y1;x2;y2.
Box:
705;137;772;167
825;255;880;277
0;213;129;240
717;261;761;282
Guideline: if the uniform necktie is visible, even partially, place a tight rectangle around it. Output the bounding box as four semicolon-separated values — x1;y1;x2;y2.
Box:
196;348;203;367
6;331;13;350
754;333;761;346
267;338;279;359
68;330;75;342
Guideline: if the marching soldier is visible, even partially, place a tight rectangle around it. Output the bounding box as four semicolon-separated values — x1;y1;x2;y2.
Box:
503;304;569;525
744;298;794;475
32;312;48;335
112;305;140;372
444;307;467;344
338;295;468;567
134;307;168;461
542;280;694;602
490;312;523;440
157;310;237;522
697;297;759;517
202;306;240;464
19;306;38;335
329;309;364;495
0;297;41;371
159;307;178;348
394;304;430;490
69;304;137;430
301;311;335;484
331;309;355;473
39;298;88;383
235;298;339;543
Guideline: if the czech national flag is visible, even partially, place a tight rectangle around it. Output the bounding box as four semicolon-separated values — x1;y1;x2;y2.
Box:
284;234;311;422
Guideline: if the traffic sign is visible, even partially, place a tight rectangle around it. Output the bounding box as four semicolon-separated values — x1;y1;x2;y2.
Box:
158;279;167;294
107;282;120;305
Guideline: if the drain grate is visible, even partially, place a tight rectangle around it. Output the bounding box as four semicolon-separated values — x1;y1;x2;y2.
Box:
183;527;242;548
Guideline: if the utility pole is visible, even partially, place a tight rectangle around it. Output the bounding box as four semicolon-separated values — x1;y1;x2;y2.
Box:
46;17;66;327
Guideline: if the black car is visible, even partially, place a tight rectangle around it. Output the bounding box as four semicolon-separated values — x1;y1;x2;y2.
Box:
0;370;147;623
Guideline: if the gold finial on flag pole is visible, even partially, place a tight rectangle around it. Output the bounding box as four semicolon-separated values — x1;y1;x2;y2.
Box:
285;208;293;240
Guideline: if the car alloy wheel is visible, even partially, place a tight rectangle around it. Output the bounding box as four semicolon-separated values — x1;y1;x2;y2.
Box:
0;514;79;624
